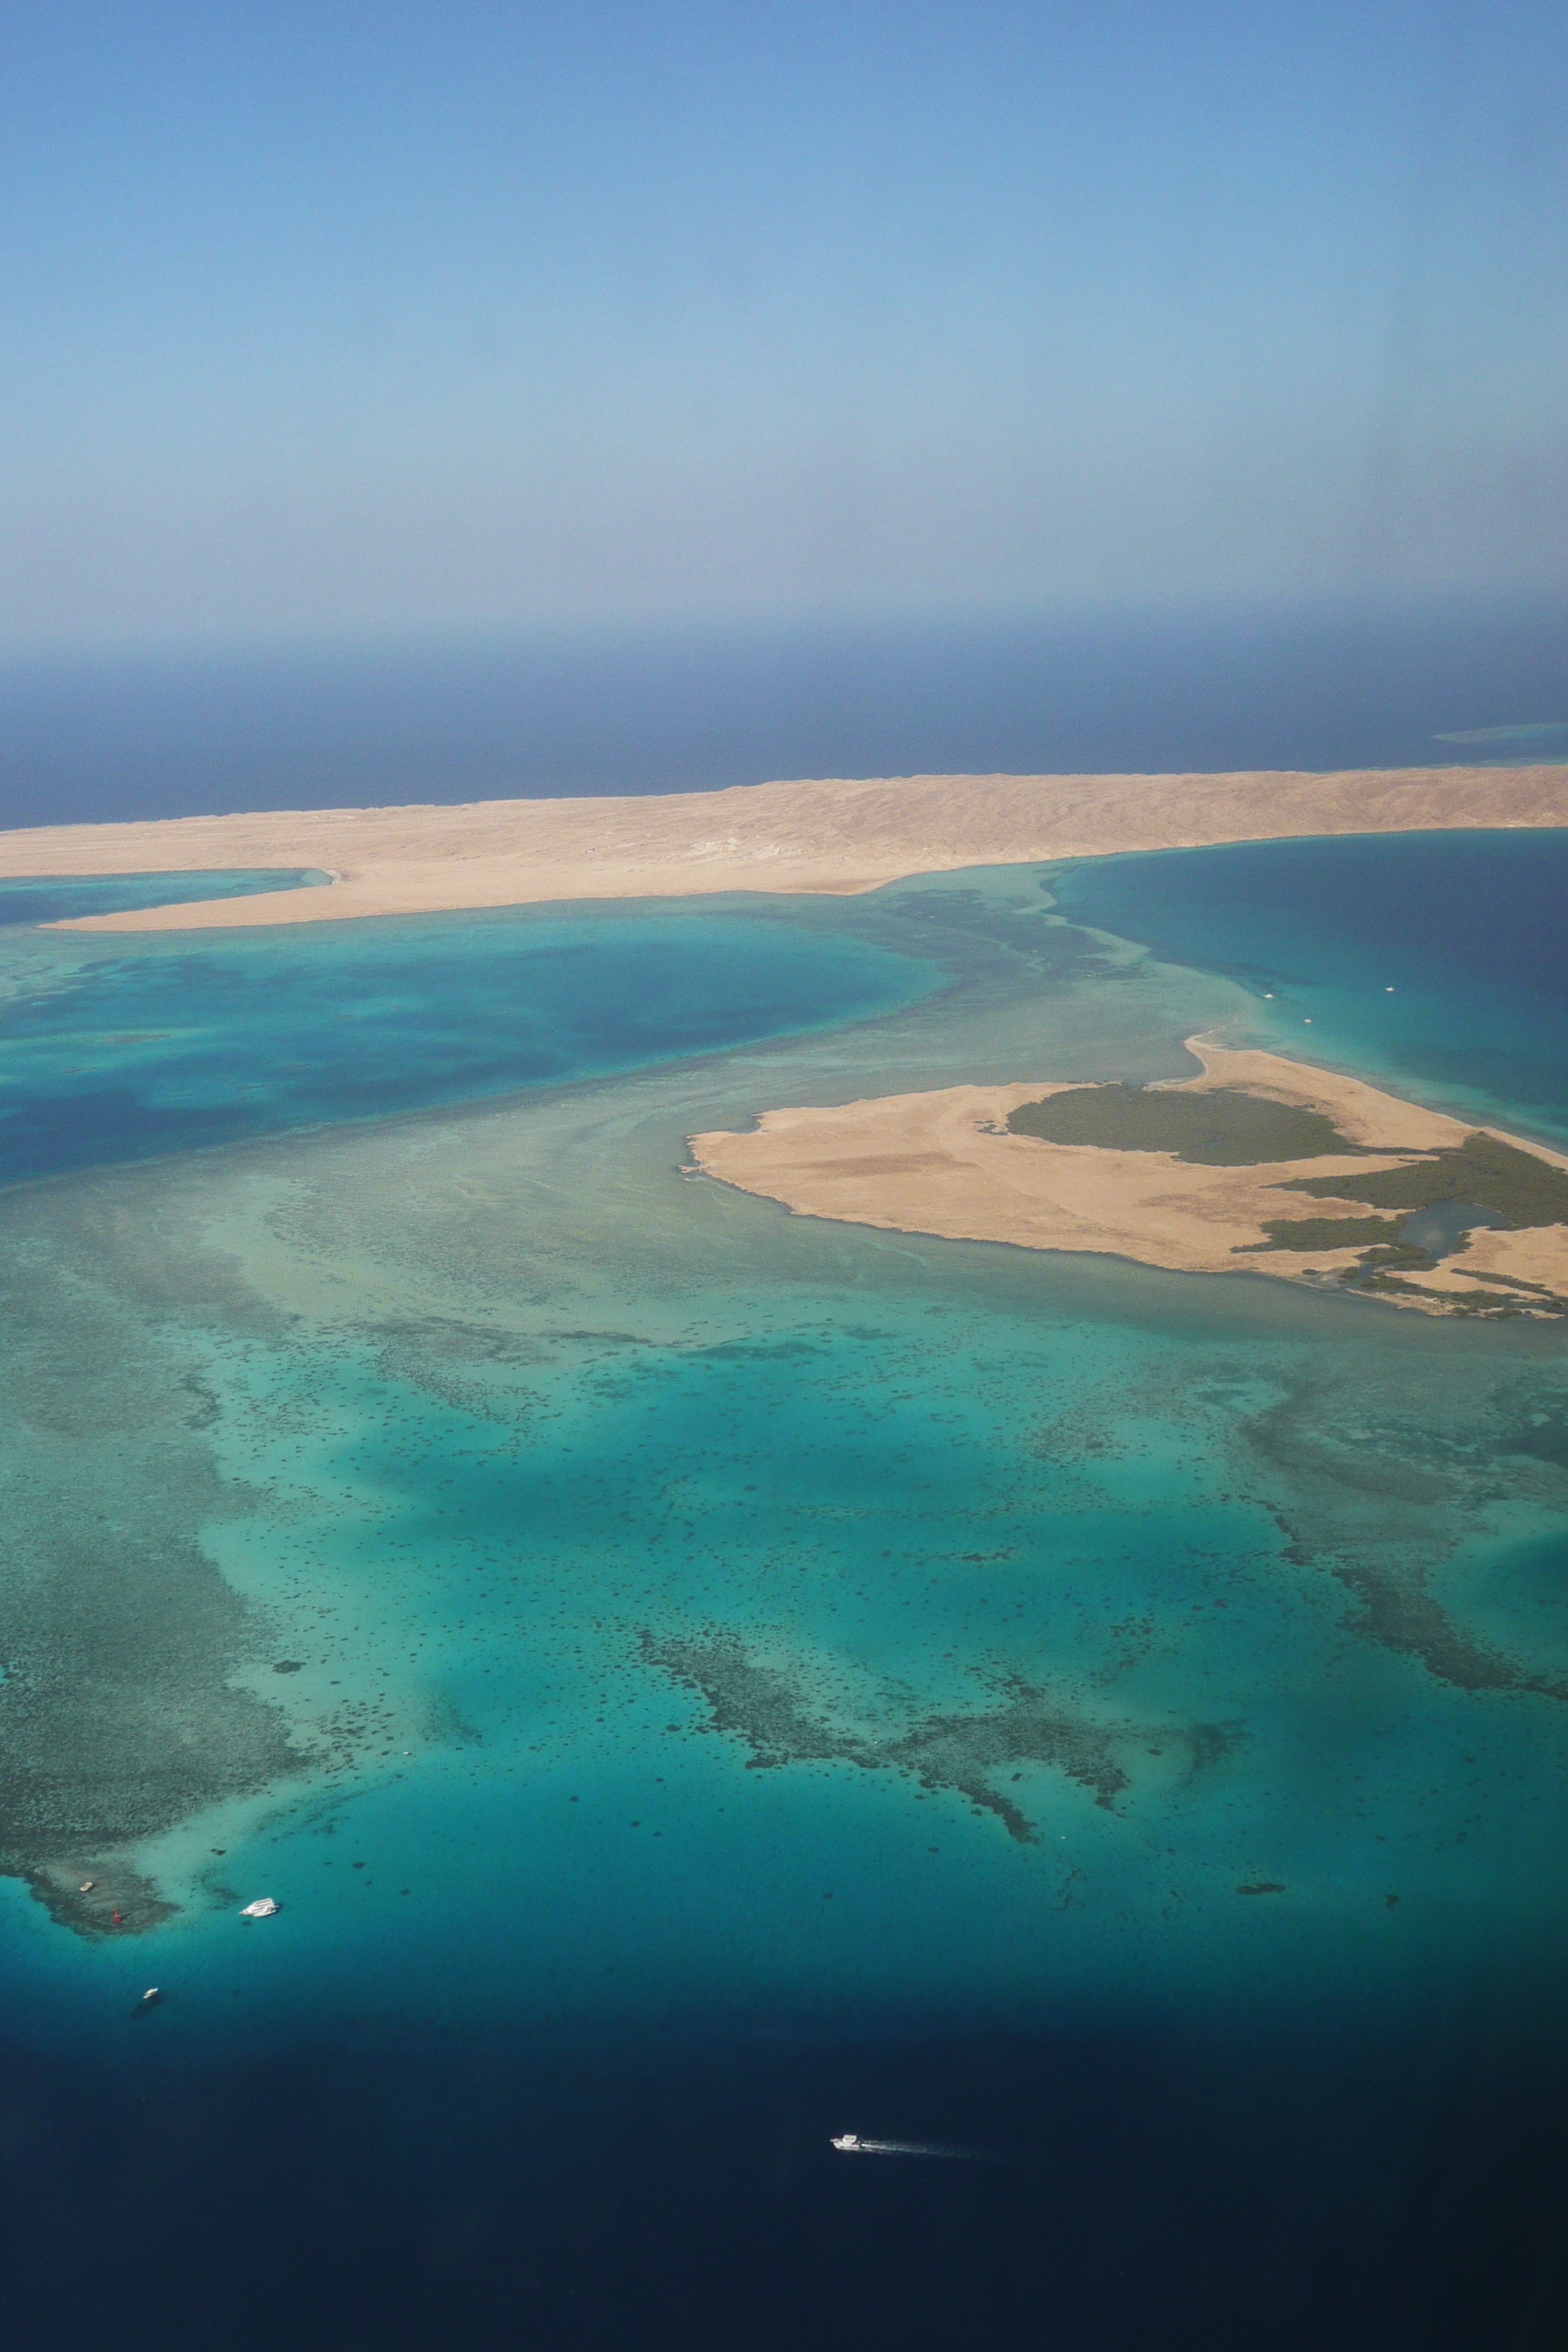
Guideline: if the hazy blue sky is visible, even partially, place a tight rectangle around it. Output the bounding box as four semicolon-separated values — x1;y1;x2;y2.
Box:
2;1;1564;649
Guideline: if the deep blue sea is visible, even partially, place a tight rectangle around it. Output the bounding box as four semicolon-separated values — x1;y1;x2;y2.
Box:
1054;829;1568;1146
3;593;1566;823
2;832;1568;2351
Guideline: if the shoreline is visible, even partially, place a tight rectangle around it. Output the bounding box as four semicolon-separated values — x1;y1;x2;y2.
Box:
0;763;1565;932
689;1041;1568;1319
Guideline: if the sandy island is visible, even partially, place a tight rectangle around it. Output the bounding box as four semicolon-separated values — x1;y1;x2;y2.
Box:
2;761;1567;931
12;763;1568;1321
689;1043;1568;1317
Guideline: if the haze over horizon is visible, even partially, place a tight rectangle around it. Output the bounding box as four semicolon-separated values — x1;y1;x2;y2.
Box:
4;1;1566;657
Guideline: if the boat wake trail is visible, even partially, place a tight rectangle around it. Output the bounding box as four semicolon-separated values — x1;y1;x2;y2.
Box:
830;2134;981;2160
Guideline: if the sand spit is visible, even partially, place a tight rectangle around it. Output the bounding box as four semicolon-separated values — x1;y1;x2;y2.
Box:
2;762;1566;932
689;1043;1568;1317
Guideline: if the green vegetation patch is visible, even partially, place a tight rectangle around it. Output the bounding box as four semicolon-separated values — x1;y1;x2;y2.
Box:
1006;1084;1359;1165
1236;1215;1405;1255
1284;1131;1568;1229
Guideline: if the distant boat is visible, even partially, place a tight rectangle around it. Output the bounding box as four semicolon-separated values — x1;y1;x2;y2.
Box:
239;1896;280;1918
831;2132;971;2159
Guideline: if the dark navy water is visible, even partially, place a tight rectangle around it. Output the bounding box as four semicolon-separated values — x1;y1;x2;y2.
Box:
1053;828;1568;1145
0;868;325;924
8;2024;1561;2352
3;593;1566;823
0;908;935;1187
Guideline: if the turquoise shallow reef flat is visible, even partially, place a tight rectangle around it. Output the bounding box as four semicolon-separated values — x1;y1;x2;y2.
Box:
3;849;1568;2347
0;867;328;926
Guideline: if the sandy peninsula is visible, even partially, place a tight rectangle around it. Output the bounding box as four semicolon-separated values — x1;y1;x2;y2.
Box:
689;1042;1568;1317
2;761;1566;932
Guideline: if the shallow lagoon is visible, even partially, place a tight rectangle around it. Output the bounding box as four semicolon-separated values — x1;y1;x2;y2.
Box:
0;866;328;926
2;843;1568;2348
0;902;936;1184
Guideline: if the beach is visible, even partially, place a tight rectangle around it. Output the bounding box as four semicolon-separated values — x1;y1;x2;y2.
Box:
689;1041;1568;1316
2;762;1567;930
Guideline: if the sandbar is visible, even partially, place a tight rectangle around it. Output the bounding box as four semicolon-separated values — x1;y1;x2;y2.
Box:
1;762;1567;931
689;1042;1568;1316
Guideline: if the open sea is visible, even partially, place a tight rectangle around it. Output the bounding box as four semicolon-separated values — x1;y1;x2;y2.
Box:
4;595;1568;824
4;821;1568;2348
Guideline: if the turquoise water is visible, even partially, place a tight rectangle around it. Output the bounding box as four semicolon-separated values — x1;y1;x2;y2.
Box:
2;848;1568;2347
0;904;936;1184
0;867;328;924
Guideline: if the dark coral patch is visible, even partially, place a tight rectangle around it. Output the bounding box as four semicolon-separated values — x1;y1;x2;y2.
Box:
639;1627;1232;1843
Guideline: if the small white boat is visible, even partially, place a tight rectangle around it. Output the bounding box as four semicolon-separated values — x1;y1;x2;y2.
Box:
830;2131;970;2160
239;1896;280;1918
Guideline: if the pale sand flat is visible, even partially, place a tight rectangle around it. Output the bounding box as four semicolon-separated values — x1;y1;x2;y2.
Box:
688;1041;1568;1316
1;762;1566;932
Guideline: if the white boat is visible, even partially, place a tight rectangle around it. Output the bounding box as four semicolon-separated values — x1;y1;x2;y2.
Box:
239;1896;280;1918
830;2134;862;2152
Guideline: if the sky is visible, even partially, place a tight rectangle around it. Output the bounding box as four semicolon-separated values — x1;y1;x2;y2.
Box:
1;0;1565;651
